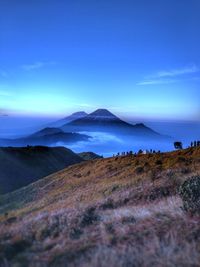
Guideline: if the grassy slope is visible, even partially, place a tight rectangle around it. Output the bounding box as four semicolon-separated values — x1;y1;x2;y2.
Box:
0;147;200;266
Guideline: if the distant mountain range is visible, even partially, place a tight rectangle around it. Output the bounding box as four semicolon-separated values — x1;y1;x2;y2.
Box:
49;111;88;127
0;127;90;147
0;109;169;148
62;109;165;139
0;146;83;194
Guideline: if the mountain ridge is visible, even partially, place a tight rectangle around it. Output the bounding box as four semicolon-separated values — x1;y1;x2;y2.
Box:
0;128;90;147
49;111;88;128
62;108;163;138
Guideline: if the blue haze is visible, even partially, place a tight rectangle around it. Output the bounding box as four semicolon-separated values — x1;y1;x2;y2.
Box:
1;116;199;156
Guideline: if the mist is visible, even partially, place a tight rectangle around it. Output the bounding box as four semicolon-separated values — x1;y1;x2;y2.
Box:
1;116;199;157
0;116;55;138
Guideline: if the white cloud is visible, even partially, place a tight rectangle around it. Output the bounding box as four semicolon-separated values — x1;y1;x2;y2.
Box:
22;62;45;71
137;64;200;86
137;79;177;86
77;103;94;108
21;61;56;71
155;65;199;78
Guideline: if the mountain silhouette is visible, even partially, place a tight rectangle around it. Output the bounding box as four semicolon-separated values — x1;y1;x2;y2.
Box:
30;127;64;137
0;127;90;147
62;109;164;139
49;111;88;128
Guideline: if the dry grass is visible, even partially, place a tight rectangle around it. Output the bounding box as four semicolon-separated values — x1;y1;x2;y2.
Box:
0;147;200;266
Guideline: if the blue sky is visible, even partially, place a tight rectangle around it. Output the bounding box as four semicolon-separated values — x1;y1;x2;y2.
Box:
0;0;200;121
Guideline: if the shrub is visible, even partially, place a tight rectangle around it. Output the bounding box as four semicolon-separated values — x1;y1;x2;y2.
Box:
100;198;115;210
177;156;186;162
6;217;17;224
135;166;144;174
147;186;171;201
155;160;162;165
179;175;200;215
0;239;30;260
181;167;191;175
70;227;83;240
80;207;100;227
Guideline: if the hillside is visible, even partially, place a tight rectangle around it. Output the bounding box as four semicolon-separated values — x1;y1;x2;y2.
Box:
0;146;83;194
0;147;200;266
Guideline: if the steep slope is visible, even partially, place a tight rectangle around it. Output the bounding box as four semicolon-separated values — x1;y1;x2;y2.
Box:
0;147;200;266
0;146;83;194
62;109;164;139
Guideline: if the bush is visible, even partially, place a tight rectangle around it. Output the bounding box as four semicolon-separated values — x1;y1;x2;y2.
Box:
155;160;162;165
179;175;200;215
80;207;100;227
135;166;144;174
100;198;115;210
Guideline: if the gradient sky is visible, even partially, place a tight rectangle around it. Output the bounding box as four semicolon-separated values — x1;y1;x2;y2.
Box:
0;0;200;121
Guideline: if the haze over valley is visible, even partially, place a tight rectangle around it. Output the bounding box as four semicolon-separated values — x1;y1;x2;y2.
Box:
1;109;199;156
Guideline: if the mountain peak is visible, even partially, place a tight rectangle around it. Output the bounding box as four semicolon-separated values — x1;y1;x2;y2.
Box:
62;109;163;138
89;109;117;118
